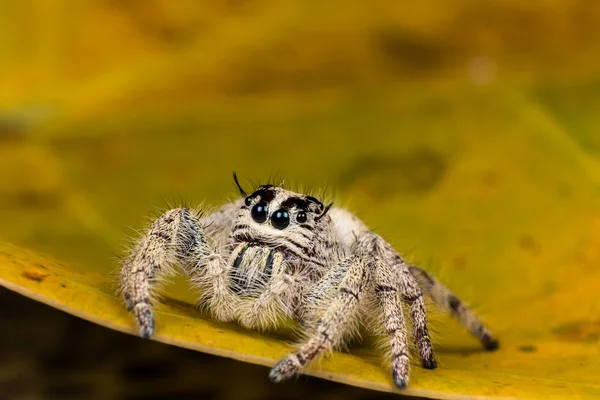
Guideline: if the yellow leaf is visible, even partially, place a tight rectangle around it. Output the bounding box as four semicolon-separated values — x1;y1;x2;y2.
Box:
3;1;600;398
1;238;599;400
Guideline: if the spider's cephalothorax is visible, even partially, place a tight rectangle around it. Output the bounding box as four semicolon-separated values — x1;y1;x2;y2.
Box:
119;175;498;388
232;184;336;269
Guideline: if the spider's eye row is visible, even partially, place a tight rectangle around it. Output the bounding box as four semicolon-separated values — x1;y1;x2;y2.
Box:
244;196;252;207
251;202;268;223
271;209;290;230
296;211;307;223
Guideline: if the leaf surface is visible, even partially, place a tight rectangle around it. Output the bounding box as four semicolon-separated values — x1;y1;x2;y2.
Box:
2;3;600;398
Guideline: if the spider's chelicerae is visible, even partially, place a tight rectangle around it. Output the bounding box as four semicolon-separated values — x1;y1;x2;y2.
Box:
119;174;498;388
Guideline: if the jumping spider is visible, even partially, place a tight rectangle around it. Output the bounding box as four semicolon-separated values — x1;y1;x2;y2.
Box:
119;174;498;388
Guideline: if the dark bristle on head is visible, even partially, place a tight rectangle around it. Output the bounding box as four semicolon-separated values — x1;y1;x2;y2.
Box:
305;196;324;210
232;172;248;197
315;202;333;220
281;196;310;211
255;186;277;202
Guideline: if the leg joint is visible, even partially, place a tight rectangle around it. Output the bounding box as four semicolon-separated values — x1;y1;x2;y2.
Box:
340;287;359;301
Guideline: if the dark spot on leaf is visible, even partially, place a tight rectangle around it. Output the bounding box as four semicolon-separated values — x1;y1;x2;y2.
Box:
481;171;500;188
376;29;458;74
340;147;447;197
15;189;62;208
452;254;468;270
519;235;541;255
518;345;537;353
0;115;28;141
21;268;50;282
553;321;600;343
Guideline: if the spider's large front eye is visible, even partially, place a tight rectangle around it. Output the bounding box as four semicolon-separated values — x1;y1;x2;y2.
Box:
251;202;268;223
271;209;290;230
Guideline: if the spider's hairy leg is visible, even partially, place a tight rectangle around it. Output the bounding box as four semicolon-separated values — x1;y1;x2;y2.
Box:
362;232;434;387
371;257;412;388
408;265;499;351
203;199;244;237
398;266;436;369
373;237;436;370
269;255;369;383
120;208;208;338
299;255;353;328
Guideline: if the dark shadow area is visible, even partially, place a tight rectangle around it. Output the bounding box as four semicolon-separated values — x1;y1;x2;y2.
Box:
0;287;429;400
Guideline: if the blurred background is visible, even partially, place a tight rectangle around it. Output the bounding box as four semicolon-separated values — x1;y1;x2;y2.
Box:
2;1;600;399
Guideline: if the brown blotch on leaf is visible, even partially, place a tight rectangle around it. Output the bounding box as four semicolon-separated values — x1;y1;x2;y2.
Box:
519;235;541;255
518;345;537;353
22;268;50;282
553;321;600;343
452;253;468;270
481;171;500;188
340;147;448;198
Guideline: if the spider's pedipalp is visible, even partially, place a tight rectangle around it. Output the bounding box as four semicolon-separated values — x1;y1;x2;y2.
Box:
191;244;238;322
235;248;298;330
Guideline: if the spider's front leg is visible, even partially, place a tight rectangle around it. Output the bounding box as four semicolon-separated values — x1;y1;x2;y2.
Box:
119;206;238;338
361;233;438;387
269;232;434;388
367;237;437;371
269;254;370;384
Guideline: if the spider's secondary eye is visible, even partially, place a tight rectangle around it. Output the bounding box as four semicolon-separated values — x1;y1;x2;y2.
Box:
244;196;252;206
296;211;307;223
251;202;268;223
271;209;290;230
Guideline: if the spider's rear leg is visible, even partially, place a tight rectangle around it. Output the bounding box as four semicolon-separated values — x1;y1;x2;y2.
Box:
408;265;499;351
269;255;369;383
